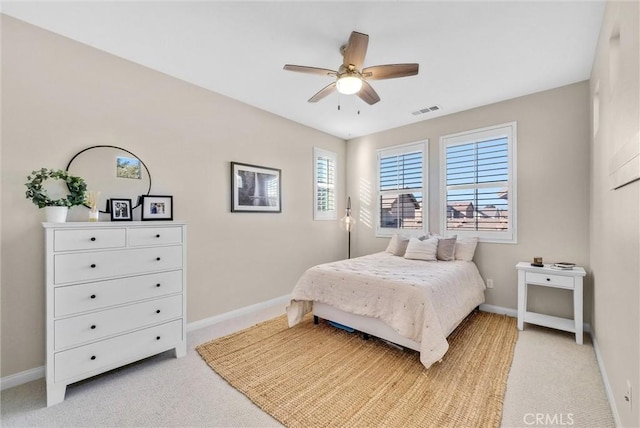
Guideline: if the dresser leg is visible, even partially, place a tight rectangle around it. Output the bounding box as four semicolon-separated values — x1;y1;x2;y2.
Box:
174;342;187;358
47;383;67;407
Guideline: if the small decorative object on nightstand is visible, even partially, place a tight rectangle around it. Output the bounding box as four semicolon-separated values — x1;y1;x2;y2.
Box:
515;261;587;344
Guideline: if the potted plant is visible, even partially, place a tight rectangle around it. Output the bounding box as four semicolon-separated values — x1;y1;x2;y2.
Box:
25;168;87;222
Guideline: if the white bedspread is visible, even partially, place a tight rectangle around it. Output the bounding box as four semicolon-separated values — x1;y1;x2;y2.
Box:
286;252;486;368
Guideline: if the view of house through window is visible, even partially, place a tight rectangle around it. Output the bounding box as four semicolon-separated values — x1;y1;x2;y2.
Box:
377;141;427;236
441;122;517;243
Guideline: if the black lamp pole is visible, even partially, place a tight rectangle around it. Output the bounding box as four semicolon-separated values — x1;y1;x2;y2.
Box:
341;196;355;259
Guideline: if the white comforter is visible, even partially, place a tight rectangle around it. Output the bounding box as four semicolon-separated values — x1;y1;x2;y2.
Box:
286;252;486;368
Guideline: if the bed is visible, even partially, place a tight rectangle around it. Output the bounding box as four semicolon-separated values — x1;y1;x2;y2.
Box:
286;251;486;368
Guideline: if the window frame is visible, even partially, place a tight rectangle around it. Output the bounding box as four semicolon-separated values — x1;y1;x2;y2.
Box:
313;147;338;221
439;122;517;244
375;140;429;237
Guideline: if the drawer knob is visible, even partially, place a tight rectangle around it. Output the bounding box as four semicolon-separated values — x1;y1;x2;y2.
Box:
90;355;96;361
90;325;96;330
546;278;551;281
156;336;161;340
90;294;96;299
90;264;96;268
90;237;96;242
156;309;161;314
156;283;161;288
156;257;161;261
156;234;161;238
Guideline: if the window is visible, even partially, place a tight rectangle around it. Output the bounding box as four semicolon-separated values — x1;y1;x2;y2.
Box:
314;147;337;220
376;141;428;237
440;122;517;243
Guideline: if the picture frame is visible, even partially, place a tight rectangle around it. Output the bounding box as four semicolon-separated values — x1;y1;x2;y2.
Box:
141;195;173;221
231;162;281;213
109;198;133;222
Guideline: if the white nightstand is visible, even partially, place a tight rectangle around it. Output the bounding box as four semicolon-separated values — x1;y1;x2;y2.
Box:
516;262;587;344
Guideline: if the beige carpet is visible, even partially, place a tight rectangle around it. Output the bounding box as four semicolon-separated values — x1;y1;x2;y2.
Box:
197;311;518;428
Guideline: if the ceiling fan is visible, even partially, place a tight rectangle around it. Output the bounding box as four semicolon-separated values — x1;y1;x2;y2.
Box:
283;31;419;105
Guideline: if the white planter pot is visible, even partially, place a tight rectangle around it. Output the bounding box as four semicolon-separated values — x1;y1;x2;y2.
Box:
44;206;68;223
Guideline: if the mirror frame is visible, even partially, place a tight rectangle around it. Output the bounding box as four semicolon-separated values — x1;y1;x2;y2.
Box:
66;145;152;213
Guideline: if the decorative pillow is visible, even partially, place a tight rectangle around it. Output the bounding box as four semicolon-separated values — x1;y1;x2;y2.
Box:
437;236;457;261
385;233;410;256
404;237;438;261
455;237;479;261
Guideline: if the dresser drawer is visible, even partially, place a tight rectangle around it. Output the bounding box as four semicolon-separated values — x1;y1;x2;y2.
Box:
55;294;183;350
54;229;126;252
129;227;182;247
54;270;183;317
54;320;183;382
54;246;183;285
525;271;575;289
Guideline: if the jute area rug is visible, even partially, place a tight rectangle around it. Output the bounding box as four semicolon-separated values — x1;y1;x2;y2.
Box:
197;311;517;428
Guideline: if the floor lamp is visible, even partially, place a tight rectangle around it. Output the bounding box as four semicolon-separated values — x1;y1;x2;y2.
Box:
340;196;356;259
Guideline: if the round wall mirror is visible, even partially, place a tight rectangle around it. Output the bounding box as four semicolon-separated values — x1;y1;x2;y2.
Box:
66;145;152;213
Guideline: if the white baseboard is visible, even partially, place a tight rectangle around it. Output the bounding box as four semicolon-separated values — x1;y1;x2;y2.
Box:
1;294;291;391
0;365;44;391
590;331;621;427
479;303;518;317
186;294;290;333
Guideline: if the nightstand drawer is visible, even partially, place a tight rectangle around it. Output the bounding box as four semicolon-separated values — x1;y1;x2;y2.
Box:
54;229;126;252
525;271;574;289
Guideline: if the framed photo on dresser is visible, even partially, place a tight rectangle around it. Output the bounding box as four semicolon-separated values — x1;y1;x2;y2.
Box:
109;198;133;221
141;195;173;221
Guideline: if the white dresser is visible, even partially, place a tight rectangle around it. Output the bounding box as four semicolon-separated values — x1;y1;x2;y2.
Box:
43;221;187;406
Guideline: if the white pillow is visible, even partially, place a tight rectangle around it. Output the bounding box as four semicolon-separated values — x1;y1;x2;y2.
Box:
404;237;438;261
385;233;410;256
436;236;457;261
455;237;479;261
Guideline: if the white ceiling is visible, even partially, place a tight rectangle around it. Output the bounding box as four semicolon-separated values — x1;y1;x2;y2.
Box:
2;1;606;139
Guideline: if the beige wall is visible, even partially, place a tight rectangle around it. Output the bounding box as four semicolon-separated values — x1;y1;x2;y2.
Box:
590;1;640;426
0;16;346;377
347;82;591;321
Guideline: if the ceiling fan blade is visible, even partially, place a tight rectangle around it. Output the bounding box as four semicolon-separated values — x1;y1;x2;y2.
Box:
361;63;419;80
343;31;369;70
283;64;337;77
357;80;380;105
308;82;337;103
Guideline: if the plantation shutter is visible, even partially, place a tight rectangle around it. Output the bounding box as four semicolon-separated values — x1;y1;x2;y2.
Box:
441;123;516;242
314;148;337;220
377;141;427;235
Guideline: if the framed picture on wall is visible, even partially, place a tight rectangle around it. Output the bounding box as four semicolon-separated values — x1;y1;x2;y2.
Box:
141;195;173;221
109;198;133;221
231;162;281;213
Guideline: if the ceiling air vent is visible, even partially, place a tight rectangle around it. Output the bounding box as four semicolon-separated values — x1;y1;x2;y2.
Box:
411;105;441;116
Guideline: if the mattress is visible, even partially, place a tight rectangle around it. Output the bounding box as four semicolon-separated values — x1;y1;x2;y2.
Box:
286;252;486;368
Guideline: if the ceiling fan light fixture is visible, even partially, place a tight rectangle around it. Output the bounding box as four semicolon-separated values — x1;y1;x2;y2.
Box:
336;75;363;95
